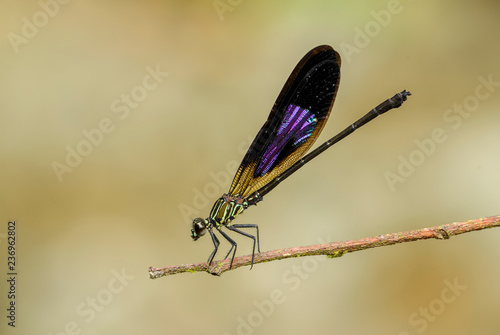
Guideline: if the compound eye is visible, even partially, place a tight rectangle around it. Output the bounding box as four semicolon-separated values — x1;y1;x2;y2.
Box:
191;218;207;240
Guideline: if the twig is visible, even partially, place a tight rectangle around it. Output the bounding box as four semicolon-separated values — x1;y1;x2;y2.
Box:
149;214;500;278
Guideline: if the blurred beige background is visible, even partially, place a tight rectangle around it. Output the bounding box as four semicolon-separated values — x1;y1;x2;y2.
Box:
1;1;499;334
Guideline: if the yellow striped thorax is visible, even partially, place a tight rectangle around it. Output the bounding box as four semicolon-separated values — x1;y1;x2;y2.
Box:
209;193;248;227
191;194;249;241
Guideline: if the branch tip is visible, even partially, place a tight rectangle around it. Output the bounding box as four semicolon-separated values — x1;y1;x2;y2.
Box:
149;214;500;279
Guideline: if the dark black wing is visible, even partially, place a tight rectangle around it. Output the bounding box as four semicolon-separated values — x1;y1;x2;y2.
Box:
228;45;341;198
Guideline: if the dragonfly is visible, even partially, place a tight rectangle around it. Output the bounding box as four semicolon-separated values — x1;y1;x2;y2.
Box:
190;45;410;269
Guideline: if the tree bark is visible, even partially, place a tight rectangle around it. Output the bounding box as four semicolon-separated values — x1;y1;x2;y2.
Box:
149;214;500;278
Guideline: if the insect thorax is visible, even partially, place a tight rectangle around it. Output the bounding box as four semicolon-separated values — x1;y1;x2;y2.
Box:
209;193;248;227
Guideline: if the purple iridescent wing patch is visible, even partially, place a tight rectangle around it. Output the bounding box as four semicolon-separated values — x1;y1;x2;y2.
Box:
255;104;317;176
227;45;341;198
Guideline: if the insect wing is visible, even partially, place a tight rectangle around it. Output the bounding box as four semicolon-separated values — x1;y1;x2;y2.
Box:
229;45;341;198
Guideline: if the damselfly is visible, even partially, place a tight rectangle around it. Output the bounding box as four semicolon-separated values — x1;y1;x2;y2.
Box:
190;45;410;269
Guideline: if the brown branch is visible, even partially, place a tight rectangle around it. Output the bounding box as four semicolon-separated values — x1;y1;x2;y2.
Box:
149;214;500;278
